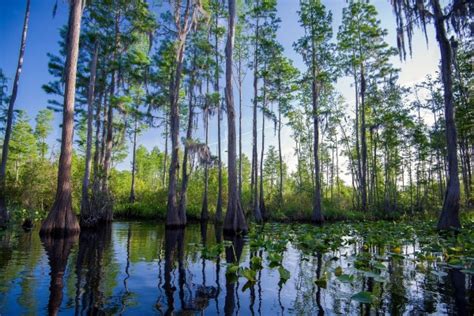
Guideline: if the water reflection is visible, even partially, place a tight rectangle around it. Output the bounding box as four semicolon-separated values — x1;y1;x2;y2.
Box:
0;222;472;315
74;226;111;315
41;234;78;316
224;234;244;316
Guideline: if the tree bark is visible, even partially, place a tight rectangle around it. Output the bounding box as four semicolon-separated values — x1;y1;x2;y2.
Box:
278;98;283;206
310;15;323;224
251;2;262;223
166;40;187;227
178;65;196;222
259;72;266;220
360;65;368;212
80;42;99;225
431;0;461;230
224;0;248;234
0;0;30;226
40;0;83;236
238;59;243;202
129;108;138;203
201;78;210;221
162;108;169;188
215;10;223;223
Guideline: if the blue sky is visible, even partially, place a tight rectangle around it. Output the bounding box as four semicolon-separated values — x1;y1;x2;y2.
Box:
0;0;440;177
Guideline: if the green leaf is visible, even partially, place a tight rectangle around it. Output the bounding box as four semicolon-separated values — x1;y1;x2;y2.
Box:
241;268;257;283
337;274;355;283
278;266;290;283
351;291;374;304
226;263;239;276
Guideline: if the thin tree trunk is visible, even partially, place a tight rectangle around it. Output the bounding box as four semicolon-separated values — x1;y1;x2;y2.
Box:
251;3;262;223
224;0;248;234
201;79;209;221
259;72;266;220
166;39;187;227
0;0;30;226
178;60;196;220
129;109;138;203
360;65;368;212
310;15;323;224
431;0;461;230
40;0;83;236
238;61;243;202
162;109;169;188
92;89;104;184
102;11;120;211
80;42;99;225
278;99;283;206
215;10;223;223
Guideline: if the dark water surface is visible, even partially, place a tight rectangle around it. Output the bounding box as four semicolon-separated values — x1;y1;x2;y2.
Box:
0;221;472;315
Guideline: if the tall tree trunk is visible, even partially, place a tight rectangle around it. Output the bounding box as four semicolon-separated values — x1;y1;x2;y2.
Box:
92;89;103;185
129;109;138;203
224;0;248;234
238;60;243;202
102;12;120;220
162;109;169;188
310;18;323;224
40;0;83;236
166;39;187;227
259;73;266;220
360;66;368;212
431;0;461;230
80;42;99;225
201;80;209;221
278;99;283;206
178;63;196;221
251;4;262;223
215;11;223;223
0;0;30;226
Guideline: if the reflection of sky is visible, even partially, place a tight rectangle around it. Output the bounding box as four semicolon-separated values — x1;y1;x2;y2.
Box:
0;1;440;184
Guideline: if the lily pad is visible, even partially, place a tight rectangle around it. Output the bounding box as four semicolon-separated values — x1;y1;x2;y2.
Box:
351;291;374;304
278;266;291;283
337;274;355;283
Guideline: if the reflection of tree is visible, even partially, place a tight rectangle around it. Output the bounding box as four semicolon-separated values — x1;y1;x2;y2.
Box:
387;256;407;315
118;223;132;315
73;225;112;314
224;234;244;316
163;228;185;315
315;252;324;316
215;223;222;314
41;234;78;316
447;269;468;315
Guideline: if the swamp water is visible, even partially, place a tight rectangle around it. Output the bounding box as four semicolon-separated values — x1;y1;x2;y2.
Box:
0;221;473;315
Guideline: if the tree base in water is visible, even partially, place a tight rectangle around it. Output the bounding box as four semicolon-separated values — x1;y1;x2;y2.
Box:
40;204;80;237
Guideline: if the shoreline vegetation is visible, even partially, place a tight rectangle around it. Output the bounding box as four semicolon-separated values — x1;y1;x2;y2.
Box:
0;0;472;236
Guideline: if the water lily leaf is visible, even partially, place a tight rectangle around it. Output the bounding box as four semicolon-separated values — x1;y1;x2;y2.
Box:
351;291;374;304
250;256;263;270
278;266;290;283
241;268;256;283
268;253;282;268
337;274;355;283
226;263;239;276
431;270;448;277
373;262;386;270
314;274;327;289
